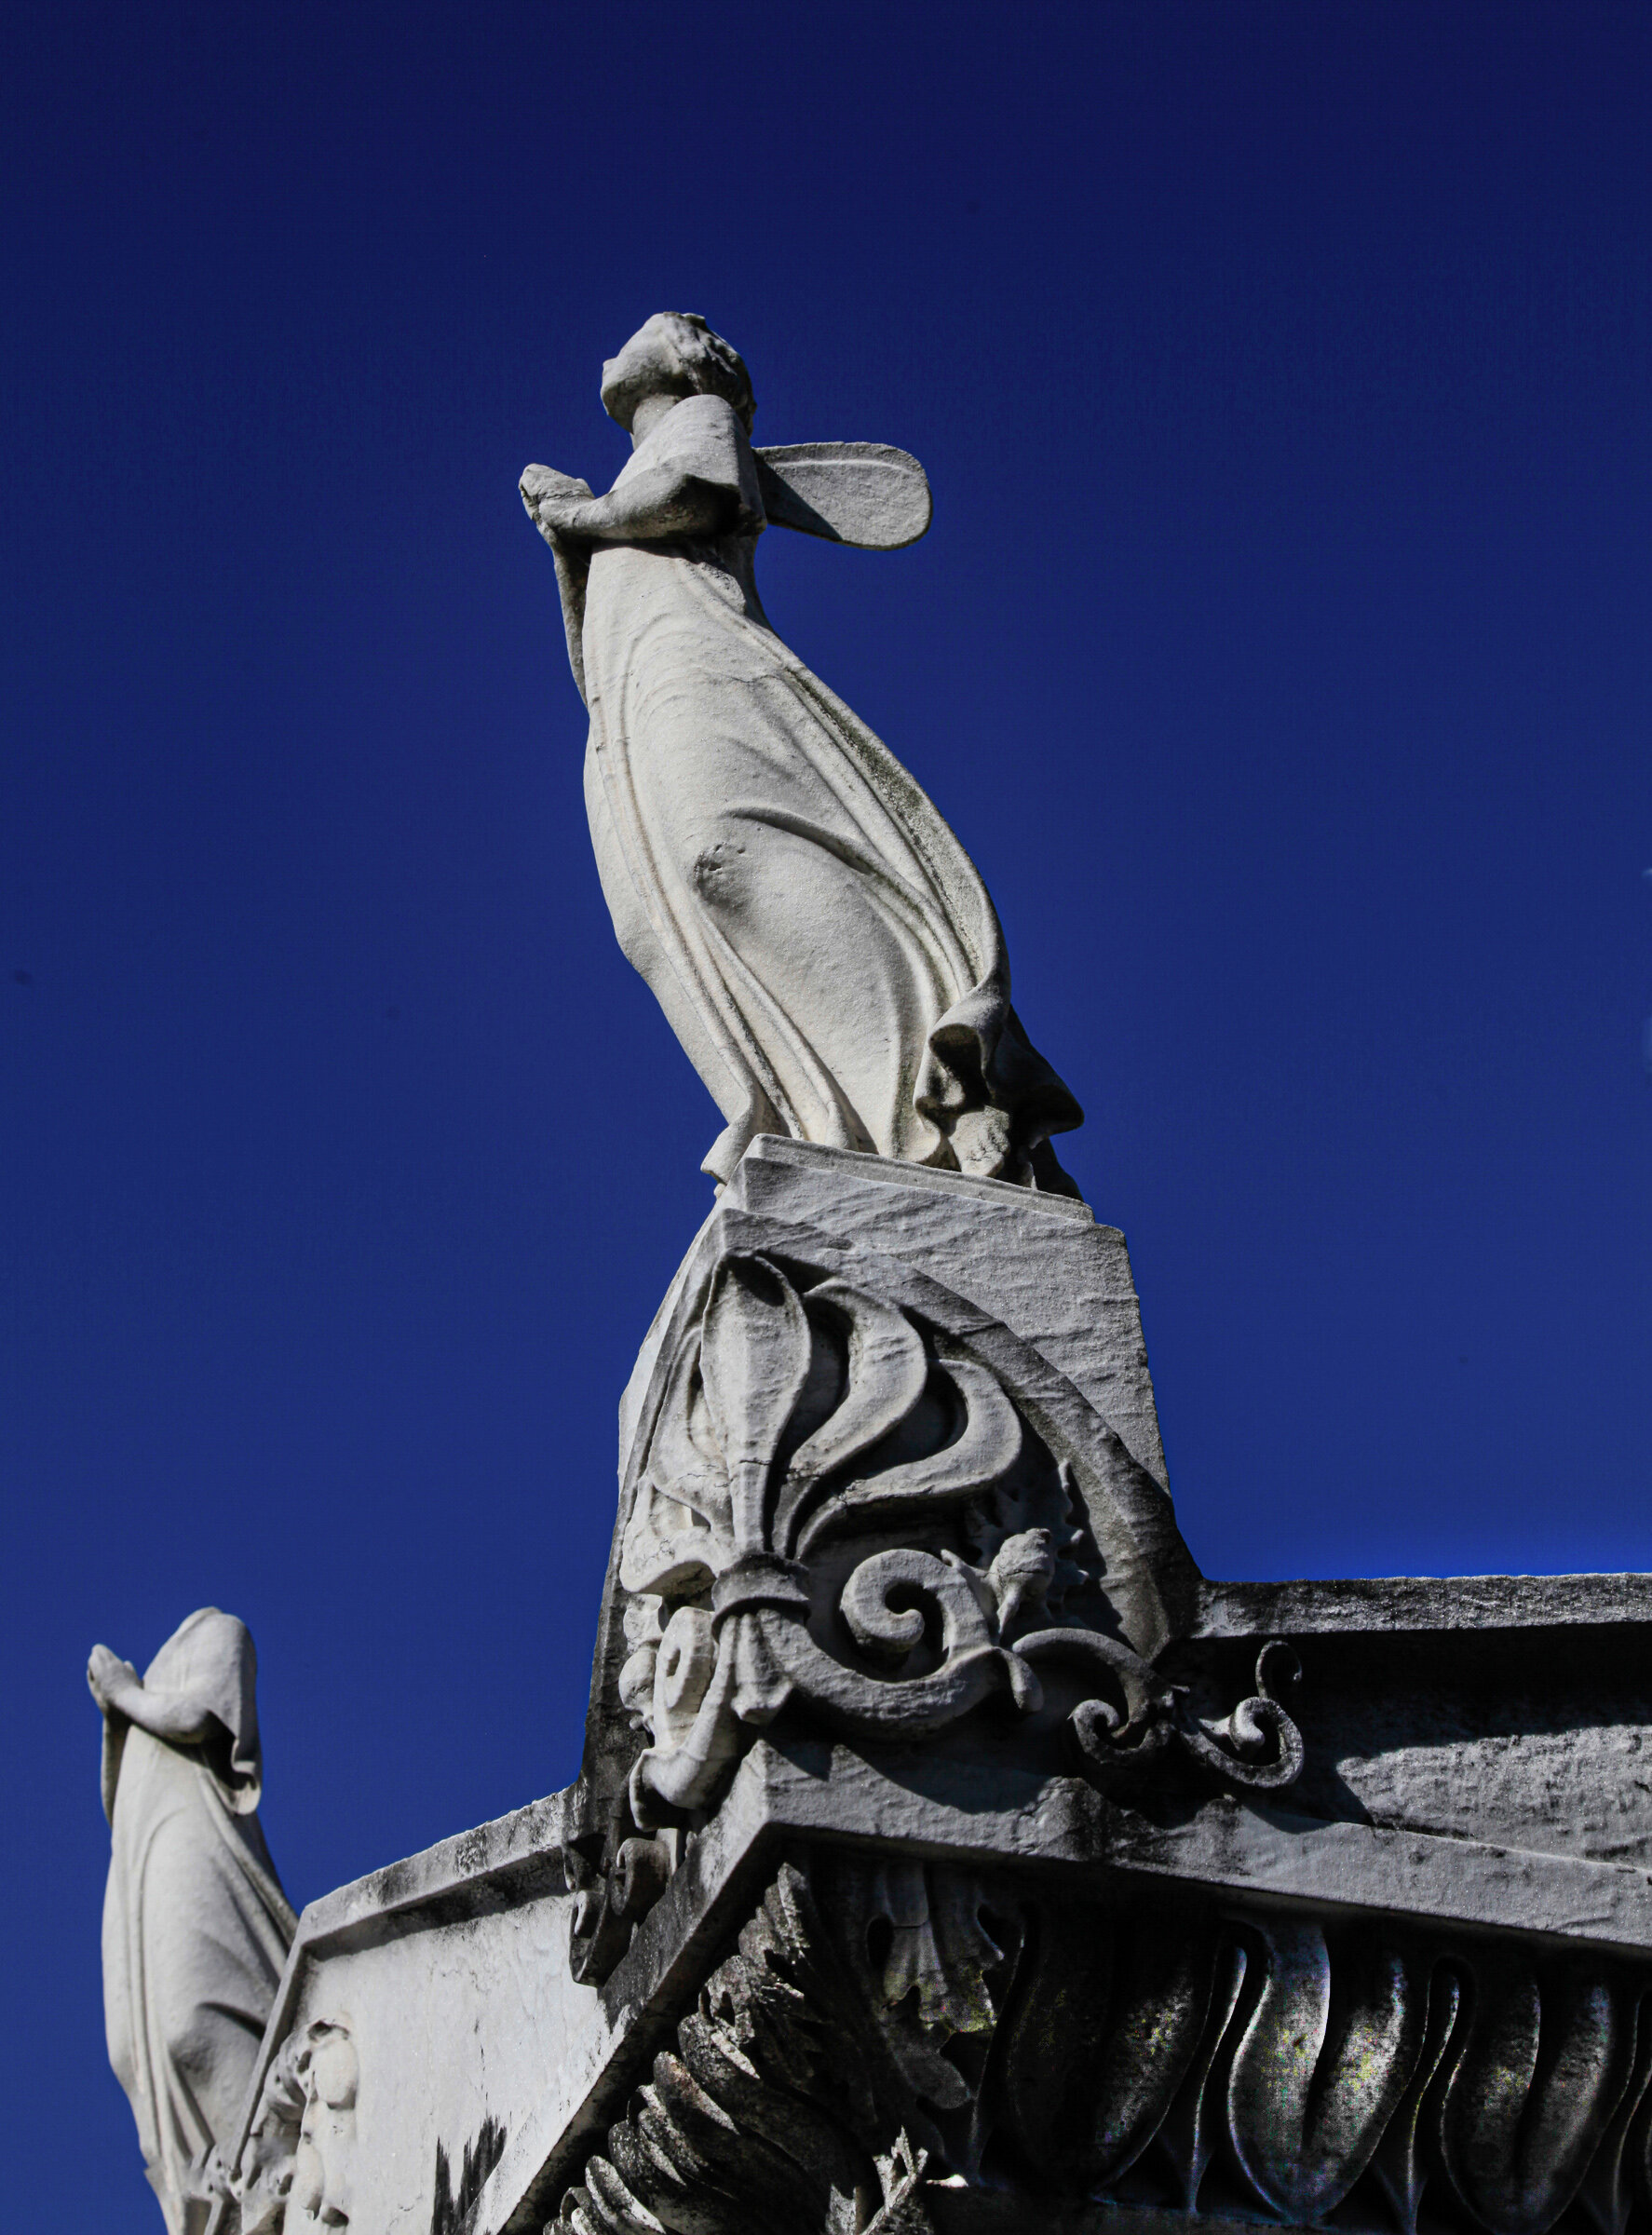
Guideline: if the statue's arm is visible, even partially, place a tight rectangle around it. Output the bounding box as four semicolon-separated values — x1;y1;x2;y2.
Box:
87;1643;218;1744
528;463;737;546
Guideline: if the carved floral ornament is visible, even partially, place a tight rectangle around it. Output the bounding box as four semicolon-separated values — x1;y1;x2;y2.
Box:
574;1252;1303;1972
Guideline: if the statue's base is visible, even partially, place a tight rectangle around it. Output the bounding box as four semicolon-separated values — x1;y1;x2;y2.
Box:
222;1145;1652;2235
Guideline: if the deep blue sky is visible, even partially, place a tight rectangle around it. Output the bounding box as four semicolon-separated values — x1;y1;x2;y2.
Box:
6;3;1650;2216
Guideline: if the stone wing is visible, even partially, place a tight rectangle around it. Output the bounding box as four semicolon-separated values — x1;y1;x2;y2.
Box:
754;441;932;549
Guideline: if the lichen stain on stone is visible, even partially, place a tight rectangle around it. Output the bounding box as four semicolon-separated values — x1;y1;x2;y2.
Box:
430;2112;507;2235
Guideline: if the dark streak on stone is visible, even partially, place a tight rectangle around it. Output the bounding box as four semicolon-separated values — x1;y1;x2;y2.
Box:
430;2113;507;2235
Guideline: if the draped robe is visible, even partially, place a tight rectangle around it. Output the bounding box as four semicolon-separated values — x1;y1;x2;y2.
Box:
100;1609;295;2235
569;394;1081;1187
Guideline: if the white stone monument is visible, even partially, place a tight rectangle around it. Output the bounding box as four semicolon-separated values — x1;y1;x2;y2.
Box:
92;316;1652;2235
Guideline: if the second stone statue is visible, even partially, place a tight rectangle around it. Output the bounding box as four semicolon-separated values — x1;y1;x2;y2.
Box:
521;311;1082;1192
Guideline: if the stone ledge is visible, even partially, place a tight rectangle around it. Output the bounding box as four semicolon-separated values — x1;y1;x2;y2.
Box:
1196;1570;1652;1638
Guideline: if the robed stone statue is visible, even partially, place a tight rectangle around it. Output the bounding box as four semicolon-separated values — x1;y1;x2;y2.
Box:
521;312;1081;1192
89;1610;295;2235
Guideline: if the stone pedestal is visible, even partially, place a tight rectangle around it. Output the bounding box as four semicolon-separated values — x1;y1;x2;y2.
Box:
217;1147;1652;2235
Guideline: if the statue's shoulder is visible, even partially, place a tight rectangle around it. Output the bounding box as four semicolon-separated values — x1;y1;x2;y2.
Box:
640;391;750;467
640;394;763;529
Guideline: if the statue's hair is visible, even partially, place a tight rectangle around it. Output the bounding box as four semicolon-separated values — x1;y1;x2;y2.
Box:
656;312;756;433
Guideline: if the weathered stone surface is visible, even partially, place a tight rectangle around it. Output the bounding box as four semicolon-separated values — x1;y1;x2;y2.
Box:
226;1793;580;2235
727;1138;1170;1486
1180;1573;1652;1867
559;1848;1652;2235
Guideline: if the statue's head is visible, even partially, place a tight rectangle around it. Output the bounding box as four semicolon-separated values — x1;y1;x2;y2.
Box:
601;313;755;434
